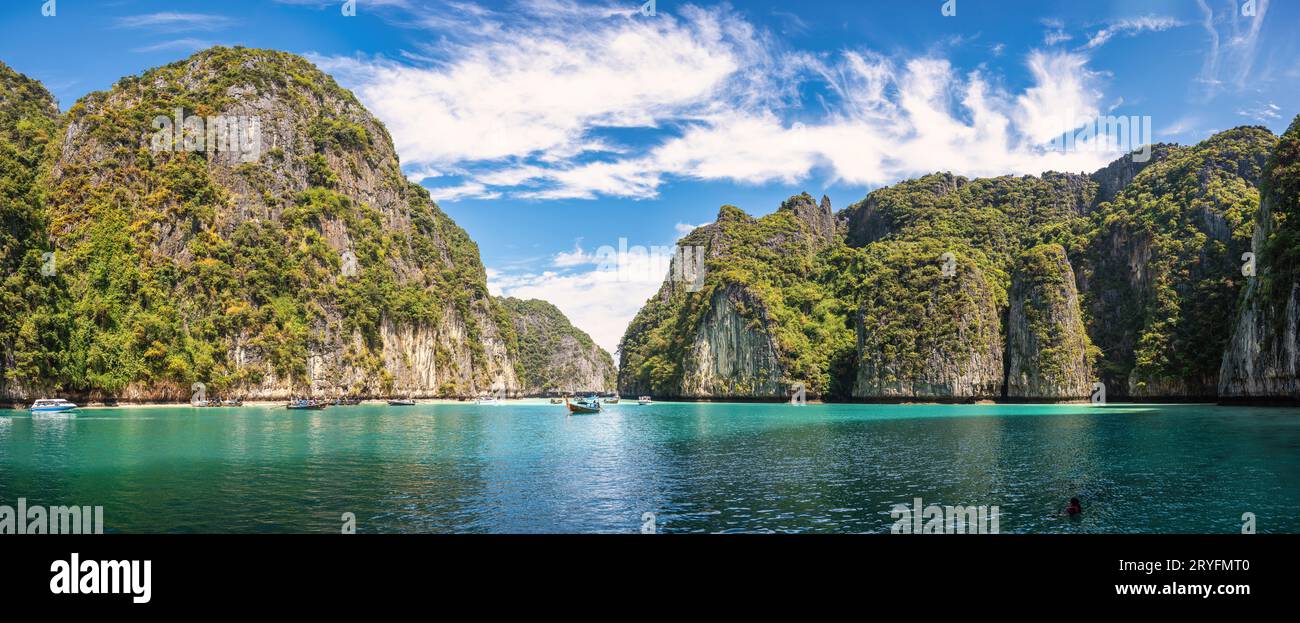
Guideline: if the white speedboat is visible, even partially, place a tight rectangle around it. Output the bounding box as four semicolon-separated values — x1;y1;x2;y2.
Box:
30;398;78;414
637;396;653;405
475;396;499;405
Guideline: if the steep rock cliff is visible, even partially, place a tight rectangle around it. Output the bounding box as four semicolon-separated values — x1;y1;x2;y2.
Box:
499;297;614;395
7;47;528;401
0;61;60;399
617;195;854;399
1219;116;1300;400
852;239;1005;400
1078;127;1275;399
1004;244;1094;400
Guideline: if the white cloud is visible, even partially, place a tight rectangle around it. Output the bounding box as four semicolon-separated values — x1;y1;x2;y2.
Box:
314;3;1126;203
1197;0;1270;98
1042;18;1073;46
115;13;235;32
490;240;681;354
1083;15;1183;49
675;222;709;237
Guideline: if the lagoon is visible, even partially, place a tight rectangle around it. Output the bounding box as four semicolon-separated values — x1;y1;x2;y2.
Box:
1;401;1297;533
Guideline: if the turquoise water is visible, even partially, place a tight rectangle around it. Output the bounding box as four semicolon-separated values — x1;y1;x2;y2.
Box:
1;401;1298;533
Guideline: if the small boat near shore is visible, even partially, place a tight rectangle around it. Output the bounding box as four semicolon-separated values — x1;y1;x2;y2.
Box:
333;397;362;406
549;397;565;404
30;398;77;414
565;397;601;414
387;398;416;406
605;394;620;404
286;398;327;410
637;396;653;405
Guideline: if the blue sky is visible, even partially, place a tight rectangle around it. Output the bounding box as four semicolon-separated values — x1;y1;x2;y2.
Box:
2;0;1296;353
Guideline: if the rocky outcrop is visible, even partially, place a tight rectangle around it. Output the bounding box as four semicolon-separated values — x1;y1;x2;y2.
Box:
678;285;786;398
499;297;614;395
1219;117;1300;401
1004;245;1093;401
617;197;851;400
1077;126;1276;400
0;47;608;403
0;61;60;401
853;241;1004;400
1089;144;1181;209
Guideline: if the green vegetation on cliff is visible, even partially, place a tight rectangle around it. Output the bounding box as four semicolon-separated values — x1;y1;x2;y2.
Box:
0;61;60;392
1079;126;1275;395
618;124;1287;401
499;297;614;394
618;194;855;398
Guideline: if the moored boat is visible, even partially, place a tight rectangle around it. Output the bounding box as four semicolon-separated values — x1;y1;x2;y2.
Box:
549;397;564;404
30;398;77;414
605;394;620;404
637;396;653;405
565;397;601;414
387;398;416;406
286;398;326;410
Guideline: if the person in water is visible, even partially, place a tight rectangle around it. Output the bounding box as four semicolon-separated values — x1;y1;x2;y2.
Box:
1065;497;1083;516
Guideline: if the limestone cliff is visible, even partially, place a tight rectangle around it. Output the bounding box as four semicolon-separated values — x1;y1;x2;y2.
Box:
852;240;1004;400
1077;127;1275;400
1219;116;1300;401
1004;245;1094;400
617;194;853;400
499;297;614;395
0;47;613;403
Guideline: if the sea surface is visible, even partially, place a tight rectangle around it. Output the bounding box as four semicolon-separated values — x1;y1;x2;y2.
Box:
1;401;1297;533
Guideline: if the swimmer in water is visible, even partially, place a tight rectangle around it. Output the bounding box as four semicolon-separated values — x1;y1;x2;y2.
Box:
1065;497;1082;516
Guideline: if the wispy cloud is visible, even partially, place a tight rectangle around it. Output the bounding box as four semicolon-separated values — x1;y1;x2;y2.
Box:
131;38;216;54
1042;18;1072;46
1083;15;1183;49
314;3;1123;202
1196;0;1271;98
115;12;235;33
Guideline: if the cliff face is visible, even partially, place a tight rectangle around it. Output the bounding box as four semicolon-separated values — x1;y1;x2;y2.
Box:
499;297;614;395
1077;127;1275;400
1219;117;1300;400
0;47;602;403
1004;244;1094;400
678;285;786;398
617;121;1294;402
0;61;60;400
853;240;1004;400
617;194;854;399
